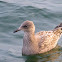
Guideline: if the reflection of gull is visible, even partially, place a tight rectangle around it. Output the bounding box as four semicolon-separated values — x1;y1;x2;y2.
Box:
14;21;62;55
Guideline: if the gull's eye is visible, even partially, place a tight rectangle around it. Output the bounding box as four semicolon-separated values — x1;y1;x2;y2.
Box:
61;28;62;30
23;25;27;28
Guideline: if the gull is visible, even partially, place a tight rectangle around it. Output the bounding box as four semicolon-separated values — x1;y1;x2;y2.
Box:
14;21;62;55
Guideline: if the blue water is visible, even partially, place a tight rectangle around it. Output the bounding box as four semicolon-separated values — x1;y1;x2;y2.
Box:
0;0;62;62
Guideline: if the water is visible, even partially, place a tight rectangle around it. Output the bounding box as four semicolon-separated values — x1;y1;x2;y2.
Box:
0;0;62;62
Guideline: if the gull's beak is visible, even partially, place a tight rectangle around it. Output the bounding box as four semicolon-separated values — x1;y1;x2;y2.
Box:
13;27;22;33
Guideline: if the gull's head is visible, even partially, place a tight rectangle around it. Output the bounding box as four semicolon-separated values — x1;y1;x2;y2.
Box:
14;20;35;33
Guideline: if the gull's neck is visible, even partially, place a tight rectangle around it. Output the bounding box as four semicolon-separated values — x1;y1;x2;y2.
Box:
23;31;36;46
22;31;39;55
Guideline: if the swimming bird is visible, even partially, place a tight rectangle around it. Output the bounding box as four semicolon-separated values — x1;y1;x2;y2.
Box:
14;21;62;55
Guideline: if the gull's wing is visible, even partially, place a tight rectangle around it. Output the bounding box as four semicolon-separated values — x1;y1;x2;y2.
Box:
36;31;60;52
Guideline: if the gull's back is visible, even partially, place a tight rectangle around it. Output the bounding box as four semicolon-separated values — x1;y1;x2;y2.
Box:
35;28;62;53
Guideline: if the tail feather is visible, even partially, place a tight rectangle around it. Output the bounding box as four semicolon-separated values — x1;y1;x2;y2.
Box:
55;23;62;29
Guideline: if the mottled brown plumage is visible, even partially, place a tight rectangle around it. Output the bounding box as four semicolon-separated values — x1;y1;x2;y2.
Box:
14;21;62;55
